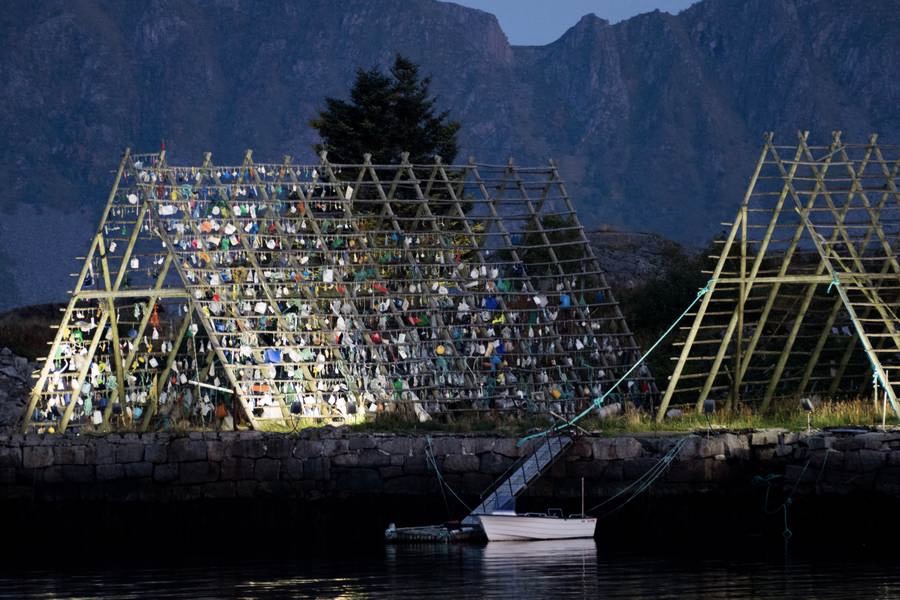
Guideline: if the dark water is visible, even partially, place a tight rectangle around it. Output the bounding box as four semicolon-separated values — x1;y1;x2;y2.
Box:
2;538;898;599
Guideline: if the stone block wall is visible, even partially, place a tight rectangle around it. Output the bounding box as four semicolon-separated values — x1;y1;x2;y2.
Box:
1;428;900;503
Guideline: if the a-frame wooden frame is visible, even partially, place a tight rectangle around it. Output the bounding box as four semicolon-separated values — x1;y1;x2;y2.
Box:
659;132;900;421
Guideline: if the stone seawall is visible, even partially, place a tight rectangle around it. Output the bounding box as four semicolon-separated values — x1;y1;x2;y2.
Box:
2;428;900;504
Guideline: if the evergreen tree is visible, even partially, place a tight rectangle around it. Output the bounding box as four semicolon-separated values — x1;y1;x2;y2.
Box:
311;55;460;165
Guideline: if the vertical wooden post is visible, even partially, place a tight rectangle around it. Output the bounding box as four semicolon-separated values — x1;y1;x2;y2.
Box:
731;201;747;413
769;141;900;417
658;134;772;422
139;308;194;432
22;149;131;433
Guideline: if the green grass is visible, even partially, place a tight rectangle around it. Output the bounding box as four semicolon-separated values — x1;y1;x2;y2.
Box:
574;399;894;435
51;399;895;437
339;399;897;436
241;412;545;435
348;411;551;435
210;398;900;436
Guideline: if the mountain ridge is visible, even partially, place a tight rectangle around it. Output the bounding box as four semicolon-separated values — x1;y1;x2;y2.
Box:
0;0;897;309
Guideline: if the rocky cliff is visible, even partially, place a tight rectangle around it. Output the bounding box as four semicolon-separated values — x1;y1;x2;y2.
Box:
1;0;897;309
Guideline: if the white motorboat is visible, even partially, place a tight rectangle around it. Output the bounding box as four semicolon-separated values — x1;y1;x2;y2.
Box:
478;509;597;542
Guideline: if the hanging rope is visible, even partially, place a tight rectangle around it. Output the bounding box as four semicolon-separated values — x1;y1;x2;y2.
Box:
586;436;690;518
518;279;716;447
755;447;836;539
425;436;472;516
826;268;898;415
804;213;900;418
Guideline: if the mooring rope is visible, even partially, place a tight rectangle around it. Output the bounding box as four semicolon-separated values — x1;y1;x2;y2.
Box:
586;436;691;518
756;447;837;539
825;269;898;416
518;279;716;447
425;436;473;515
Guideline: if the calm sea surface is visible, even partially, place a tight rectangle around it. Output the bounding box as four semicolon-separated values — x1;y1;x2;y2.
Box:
1;538;897;599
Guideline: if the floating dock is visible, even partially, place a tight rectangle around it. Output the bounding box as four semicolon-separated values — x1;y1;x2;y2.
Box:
384;523;485;544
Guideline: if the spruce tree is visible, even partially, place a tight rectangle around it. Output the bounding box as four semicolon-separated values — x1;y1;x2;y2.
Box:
311;55;460;165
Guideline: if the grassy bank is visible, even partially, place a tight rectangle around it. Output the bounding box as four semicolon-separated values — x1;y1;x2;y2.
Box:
35;399;897;437
578;399;894;435
333;399;897;437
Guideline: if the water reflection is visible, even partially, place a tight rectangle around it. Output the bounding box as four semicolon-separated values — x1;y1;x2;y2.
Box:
481;538;598;560
481;539;598;598
2;541;900;599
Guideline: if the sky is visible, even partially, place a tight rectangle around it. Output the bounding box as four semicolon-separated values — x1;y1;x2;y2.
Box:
449;0;699;45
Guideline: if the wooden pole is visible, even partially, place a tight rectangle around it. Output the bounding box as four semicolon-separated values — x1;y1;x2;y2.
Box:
22;149;131;433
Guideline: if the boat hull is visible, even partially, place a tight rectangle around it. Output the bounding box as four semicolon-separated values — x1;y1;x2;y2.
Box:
478;514;597;542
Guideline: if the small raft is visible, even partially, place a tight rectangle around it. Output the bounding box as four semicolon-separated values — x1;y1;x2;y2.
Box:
384;522;485;544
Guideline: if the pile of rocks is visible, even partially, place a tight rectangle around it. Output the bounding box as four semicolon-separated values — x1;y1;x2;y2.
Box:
0;348;33;431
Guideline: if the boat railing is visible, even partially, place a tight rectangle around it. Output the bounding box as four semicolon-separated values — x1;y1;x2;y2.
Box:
477;436;545;502
474;432;572;514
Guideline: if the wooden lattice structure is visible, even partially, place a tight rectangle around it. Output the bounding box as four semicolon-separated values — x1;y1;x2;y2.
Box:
658;132;900;420
23;149;653;433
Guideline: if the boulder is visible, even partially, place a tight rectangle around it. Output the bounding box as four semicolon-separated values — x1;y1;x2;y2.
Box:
115;443;144;464
720;433;750;459
592;437;642;460
750;429;784;446
220;458;255;481
203;482;236;499
96;463;124;481
22;446;53;469
442;454;480;473
180;461;220;484
123;462;153;478
169;438;207;462
255;458;281;481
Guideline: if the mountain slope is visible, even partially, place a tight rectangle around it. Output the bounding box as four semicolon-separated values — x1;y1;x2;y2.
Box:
0;0;897;309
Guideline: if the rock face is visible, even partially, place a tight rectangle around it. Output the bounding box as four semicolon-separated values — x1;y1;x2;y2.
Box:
2;428;900;503
0;348;33;431
588;229;685;291
1;0;898;309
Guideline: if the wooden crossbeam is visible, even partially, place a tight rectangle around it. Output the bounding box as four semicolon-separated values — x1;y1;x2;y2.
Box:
662;131;900;419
